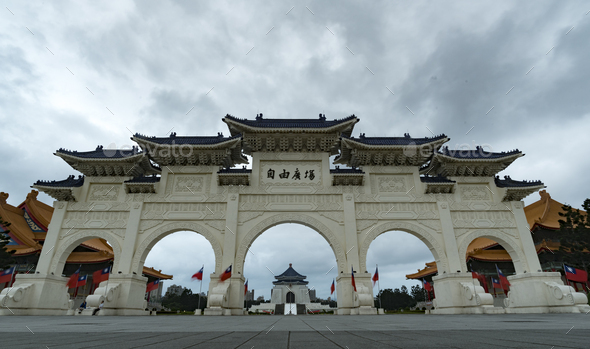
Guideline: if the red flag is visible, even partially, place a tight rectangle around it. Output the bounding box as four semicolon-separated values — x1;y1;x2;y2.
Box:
77;274;88;288
372;266;379;286
244;279;248;296
495;265;510;289
564;265;588;283
472;271;488;293
146;279;160;293
423;279;433;292
220;265;232;282
93;266;110;285
330;280;335;295
351;266;357;292
0;267;15;284
66;266;81;289
192;266;204;281
491;277;502;289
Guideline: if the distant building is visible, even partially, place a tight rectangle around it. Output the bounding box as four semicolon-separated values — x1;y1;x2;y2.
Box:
245;289;255;301
256;296;265;302
166;284;184;297
309;289;317;301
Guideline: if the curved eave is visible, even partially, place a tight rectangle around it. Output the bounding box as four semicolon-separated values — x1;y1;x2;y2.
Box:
340;136;449;150
406;267;438;279
132;135;243;150
55;151;145;163
435;152;523;163
223;117;359;136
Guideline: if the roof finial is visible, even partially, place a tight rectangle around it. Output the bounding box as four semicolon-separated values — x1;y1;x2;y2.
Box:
289;263;292;268
0;192;7;204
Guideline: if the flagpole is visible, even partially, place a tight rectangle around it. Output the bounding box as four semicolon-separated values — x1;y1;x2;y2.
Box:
104;265;111;298
197;264;203;313
376;264;382;309
564;264;574;304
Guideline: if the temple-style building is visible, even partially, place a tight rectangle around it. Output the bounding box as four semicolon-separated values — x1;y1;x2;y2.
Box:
407;190;588;292
0;190;171;297
270;264;311;305
250;264;332;315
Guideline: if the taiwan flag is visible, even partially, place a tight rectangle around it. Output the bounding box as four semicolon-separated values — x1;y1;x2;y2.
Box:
192;266;204;281
93;266;110;285
77;274;88;288
330;280;335;295
472;271;489;293
0;267;15;284
372;266;379;286
495;265;510;289
351;266;357;292
564;264;588;283
491;277;501;289
66;266;81;289
146;279;160;293
220;265;232;282
423;279;433;292
244;279;248;296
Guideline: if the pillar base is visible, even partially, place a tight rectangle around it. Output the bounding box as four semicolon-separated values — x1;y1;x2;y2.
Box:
504;272;589;314
430;273;500;314
0;274;70;316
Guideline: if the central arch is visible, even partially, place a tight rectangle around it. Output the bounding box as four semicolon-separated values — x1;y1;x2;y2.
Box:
359;221;449;274
131;221;223;275
235;213;347;275
458;229;528;274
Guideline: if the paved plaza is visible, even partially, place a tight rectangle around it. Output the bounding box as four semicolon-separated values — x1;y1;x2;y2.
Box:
2;313;589;348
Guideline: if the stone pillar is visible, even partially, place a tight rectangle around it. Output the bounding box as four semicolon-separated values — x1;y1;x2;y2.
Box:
511;201;542;273
35;201;68;275
436;202;463;273
117;202;143;274
335;274;356;315
0;274;70;315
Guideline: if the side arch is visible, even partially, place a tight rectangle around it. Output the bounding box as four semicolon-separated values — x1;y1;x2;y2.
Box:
359;221;449;274
49;230;123;276
234;213;347;274
457;229;528;274
131;221;223;275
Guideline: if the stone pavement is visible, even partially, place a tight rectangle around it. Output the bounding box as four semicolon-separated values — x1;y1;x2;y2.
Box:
1;313;589;348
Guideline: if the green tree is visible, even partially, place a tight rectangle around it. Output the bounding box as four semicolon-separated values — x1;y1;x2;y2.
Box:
375;286;416;311
410;284;426;303
557;199;590;272
0;216;15;270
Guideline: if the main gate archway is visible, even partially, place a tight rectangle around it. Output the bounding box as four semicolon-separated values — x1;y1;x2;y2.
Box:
3;114;587;316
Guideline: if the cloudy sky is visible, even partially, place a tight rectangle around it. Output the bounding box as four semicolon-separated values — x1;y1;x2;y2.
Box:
2;1;589;300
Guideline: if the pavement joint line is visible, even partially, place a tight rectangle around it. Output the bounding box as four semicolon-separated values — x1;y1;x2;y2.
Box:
226;226;235;235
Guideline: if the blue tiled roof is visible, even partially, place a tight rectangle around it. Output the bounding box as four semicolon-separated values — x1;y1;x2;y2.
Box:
56;146;142;159
275;265;306;279
342;133;448;145
439;146;522;159
420;175;455;183
34;175;84;188
224;114;358;128
330;167;364;174
133;132;241;145
495;176;544;188
125;175;161;183
218;167;252;174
